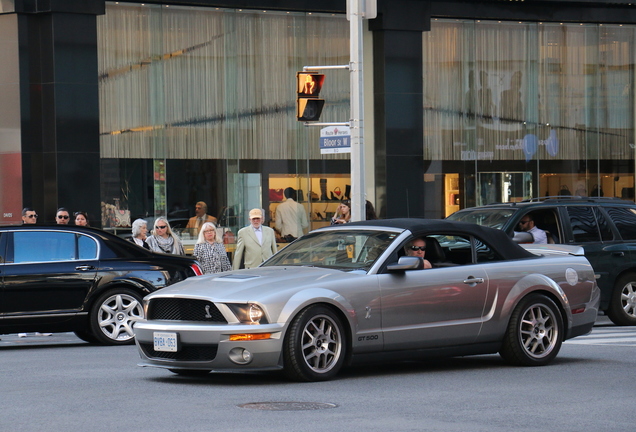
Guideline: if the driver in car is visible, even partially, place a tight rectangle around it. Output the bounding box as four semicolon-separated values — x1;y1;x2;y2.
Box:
405;237;432;269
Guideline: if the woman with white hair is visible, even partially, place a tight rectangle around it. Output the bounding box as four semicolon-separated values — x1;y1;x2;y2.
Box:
146;216;185;255
193;222;231;274
128;218;150;249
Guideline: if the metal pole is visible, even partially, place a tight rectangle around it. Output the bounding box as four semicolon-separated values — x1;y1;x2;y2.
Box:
349;0;365;221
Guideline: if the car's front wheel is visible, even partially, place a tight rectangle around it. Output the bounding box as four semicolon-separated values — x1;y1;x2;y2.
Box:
90;288;144;345
607;273;636;326
500;294;563;366
283;305;346;382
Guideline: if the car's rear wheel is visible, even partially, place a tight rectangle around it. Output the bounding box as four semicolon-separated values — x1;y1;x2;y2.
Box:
90;288;144;345
283;305;346;382
607;273;636;326
500;294;563;366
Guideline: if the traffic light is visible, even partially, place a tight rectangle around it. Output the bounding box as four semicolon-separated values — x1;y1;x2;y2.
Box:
296;72;325;121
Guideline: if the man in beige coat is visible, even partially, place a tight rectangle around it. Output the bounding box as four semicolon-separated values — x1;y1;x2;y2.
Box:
233;208;277;269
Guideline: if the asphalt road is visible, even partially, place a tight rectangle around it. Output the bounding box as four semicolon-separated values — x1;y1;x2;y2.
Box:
1;316;634;432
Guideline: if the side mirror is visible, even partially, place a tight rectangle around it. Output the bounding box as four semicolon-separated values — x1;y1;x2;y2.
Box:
512;231;534;244
387;256;424;272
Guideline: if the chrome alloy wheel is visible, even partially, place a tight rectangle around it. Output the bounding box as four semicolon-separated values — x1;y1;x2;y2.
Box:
619;281;636;319
300;314;343;374
97;293;144;342
519;302;559;359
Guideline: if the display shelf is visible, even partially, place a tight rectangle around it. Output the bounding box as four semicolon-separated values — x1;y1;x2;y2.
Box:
268;174;350;231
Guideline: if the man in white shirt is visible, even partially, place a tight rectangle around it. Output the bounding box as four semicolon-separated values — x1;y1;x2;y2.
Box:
518;214;547;244
275;188;308;241
233;208;277;269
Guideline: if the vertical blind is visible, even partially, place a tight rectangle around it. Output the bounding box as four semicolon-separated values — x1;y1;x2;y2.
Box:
97;3;350;160
423;19;635;162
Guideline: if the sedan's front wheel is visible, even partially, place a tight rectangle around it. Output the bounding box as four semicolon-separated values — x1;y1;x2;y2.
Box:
283;305;346;382
500;294;563;366
90;288;144;345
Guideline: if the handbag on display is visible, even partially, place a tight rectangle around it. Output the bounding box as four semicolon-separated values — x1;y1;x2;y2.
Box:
269;188;284;202
333;186;342;198
591;184;604;197
558;185;571;196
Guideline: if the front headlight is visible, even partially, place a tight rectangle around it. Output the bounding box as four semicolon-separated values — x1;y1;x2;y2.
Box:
227;303;269;325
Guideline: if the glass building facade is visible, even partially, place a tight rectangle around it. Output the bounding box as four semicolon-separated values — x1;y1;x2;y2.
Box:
97;3;351;236
422;19;636;216
2;0;636;241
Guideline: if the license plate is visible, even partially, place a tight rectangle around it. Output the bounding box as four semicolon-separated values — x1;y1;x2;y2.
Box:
153;332;178;352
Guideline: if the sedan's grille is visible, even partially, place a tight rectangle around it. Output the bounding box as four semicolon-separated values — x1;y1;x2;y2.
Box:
147;298;227;323
139;342;218;362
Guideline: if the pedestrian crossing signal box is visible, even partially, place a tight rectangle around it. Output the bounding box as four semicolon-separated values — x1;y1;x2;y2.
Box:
296;72;325;121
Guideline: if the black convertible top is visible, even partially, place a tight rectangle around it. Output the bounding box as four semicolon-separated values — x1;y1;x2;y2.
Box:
335;218;535;260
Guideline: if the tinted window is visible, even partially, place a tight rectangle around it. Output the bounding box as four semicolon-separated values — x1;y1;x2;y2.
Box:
78;234;98;259
14;231;76;263
605;207;636;240
594;207;614;241
566;207;601;243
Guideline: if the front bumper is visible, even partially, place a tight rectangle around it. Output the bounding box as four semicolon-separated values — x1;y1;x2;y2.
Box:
135;321;287;372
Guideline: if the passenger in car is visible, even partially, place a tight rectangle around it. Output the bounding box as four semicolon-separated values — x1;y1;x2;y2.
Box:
518;214;547;244
404;237;432;269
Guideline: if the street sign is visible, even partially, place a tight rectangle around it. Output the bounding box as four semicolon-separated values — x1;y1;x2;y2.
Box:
320;126;351;154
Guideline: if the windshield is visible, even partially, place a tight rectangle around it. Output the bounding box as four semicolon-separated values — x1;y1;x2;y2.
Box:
447;208;517;229
263;229;400;272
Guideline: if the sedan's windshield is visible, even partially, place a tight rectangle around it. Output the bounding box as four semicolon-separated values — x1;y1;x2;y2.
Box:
447;208;517;229
263;229;400;272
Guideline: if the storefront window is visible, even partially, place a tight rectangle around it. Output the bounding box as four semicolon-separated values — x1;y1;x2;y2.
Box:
97;3;350;241
423;19;636;215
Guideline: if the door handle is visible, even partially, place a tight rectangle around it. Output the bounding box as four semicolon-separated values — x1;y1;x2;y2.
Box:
463;277;485;285
612;252;625;257
76;265;96;271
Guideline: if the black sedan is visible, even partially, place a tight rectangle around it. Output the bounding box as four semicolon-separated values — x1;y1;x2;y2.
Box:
0;225;202;345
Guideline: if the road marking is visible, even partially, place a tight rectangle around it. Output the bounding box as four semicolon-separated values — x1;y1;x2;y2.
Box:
565;327;636;346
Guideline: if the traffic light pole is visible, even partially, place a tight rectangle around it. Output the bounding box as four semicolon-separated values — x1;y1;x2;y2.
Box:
302;1;375;222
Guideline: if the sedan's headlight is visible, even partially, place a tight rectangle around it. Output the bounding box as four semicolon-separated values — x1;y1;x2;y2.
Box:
227;303;269;325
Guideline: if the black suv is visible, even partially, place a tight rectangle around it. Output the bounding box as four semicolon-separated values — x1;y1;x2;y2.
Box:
448;197;636;326
0;225;202;344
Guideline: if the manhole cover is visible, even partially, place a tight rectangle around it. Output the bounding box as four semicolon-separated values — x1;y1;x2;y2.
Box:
238;402;337;411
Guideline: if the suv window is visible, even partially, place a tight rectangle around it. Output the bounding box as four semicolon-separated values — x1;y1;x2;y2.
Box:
565;206;612;243
594;207;614;241
13;231;98;263
605;207;636;240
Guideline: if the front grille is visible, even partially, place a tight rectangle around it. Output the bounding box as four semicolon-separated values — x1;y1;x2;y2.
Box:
139;342;218;362
147;298;227;323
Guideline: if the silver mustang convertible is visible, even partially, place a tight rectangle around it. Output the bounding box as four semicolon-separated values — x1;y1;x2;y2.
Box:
135;219;600;381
